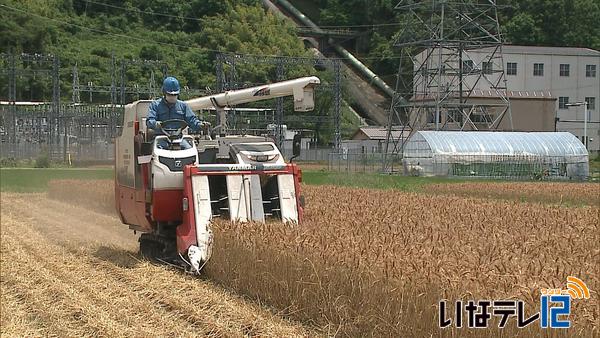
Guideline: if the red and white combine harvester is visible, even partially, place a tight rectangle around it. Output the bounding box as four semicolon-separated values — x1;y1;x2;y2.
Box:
115;76;320;273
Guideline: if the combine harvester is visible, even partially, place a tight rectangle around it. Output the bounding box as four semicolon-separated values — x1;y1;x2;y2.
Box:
115;76;320;273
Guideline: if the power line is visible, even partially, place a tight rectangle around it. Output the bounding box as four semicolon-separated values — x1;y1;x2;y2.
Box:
1;4;195;50
300;22;402;29
81;0;402;30
82;0;203;22
0;3;404;62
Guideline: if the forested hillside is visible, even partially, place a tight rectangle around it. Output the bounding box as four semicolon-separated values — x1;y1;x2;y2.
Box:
0;0;308;100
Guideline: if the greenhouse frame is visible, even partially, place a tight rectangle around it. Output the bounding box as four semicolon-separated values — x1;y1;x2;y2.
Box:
402;131;589;180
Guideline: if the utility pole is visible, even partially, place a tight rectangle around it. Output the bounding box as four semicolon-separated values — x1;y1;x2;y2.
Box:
566;101;589;150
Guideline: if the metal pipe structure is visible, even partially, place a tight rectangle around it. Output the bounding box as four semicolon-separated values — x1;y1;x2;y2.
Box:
186;76;320;111
262;0;366;125
271;0;395;98
187;76;321;138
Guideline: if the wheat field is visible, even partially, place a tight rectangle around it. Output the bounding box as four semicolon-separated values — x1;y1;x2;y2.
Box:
427;181;600;205
208;185;598;336
2;179;598;337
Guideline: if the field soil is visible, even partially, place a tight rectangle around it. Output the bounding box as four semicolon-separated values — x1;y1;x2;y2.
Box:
0;193;314;337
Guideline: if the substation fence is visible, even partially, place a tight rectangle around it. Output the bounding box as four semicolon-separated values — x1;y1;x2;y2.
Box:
402;154;589;180
282;147;331;162
328;152;397;173
0;52;162;164
0;141;114;163
0;102;122;163
328;153;589;180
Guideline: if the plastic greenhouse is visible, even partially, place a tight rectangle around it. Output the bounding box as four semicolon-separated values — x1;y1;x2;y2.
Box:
402;131;589;180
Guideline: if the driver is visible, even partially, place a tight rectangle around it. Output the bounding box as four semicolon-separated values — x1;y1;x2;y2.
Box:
146;76;208;134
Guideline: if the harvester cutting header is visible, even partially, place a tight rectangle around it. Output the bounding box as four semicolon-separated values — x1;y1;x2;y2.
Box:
115;76;320;273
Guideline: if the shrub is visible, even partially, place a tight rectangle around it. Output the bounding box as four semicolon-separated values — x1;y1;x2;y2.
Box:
0;157;18;167
34;154;50;168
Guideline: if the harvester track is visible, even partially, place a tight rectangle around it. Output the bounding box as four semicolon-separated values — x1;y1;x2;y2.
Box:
0;193;313;337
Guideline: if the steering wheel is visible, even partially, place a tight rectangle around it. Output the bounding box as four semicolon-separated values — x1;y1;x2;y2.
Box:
159;119;188;140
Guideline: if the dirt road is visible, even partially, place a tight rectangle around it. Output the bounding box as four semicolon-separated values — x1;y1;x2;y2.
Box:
0;193;313;337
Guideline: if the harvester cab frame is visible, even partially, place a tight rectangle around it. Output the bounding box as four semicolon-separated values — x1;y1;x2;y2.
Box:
115;76;320;274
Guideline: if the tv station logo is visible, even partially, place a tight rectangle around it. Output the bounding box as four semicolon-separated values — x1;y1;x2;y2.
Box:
439;276;590;329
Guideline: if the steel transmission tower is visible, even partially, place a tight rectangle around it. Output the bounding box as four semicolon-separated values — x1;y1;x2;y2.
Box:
383;0;511;172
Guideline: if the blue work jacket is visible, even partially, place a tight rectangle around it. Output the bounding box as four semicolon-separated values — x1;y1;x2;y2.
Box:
146;97;202;132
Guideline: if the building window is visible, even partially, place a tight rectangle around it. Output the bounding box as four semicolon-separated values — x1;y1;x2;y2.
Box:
559;96;569;109
533;63;544;76
559;64;570;77
482;61;493;74
506;62;517;75
586;65;597;77
585;97;596;110
462;60;474;73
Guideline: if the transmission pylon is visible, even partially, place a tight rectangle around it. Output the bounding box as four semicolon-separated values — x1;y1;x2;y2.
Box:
383;0;512;172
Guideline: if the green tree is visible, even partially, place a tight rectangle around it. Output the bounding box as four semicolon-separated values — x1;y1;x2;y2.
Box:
502;12;543;46
319;0;349;26
501;0;600;50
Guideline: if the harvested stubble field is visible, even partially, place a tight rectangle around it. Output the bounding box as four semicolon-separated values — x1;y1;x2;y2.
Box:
0;193;314;337
2;179;599;337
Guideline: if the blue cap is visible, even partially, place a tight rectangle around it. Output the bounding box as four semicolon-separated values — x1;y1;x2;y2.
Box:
162;76;180;95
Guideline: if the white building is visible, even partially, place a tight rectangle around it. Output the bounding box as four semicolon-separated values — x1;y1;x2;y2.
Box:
464;46;598;152
413;45;599;152
499;46;599;152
